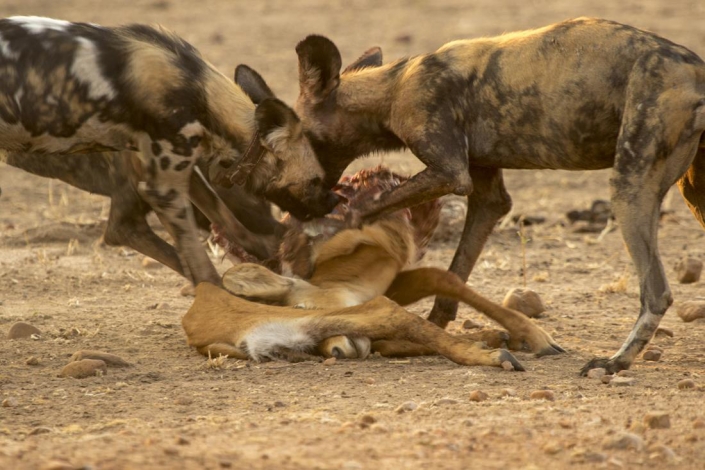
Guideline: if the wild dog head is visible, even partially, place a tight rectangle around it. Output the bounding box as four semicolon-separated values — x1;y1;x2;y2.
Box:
232;66;341;221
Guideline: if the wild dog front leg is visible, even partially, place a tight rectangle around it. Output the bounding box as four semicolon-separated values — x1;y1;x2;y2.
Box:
429;167;512;328
137;137;220;286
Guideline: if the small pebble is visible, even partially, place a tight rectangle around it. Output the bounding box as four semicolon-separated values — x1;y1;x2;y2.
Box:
2;397;17;408
434;398;458;406
26;356;40;366
616;370;636;377
648;444;677;462
530;390;555;401
142;256;163;269
369;423;389;433
500;388;517;398
655;327;674;338
587;368;607;379
677;301;705;323
358;414;376;428
629;422;647;434
502;288;545;318
469;390;489;402
7;321;41;339
69;350;131;367
693;418;705;429
677;379;696;390
156;302;170;310
609;376;635;387
322;357;336;366
644;412;671;429
395;401;417;414
542;441;562;455
675;257;702;284
180;284;196;297
363;377;375;385
643;350;662;362
59;359;107;379
501;361;515;371
176;436;190;445
603;431;644;451
28;427;52;436
601;375;614;384
462;319;481;329
174;397;193;406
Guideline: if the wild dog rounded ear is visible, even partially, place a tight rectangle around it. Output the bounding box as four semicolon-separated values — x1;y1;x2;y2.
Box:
342;46;383;74
296;35;342;101
234;64;276;105
255;98;302;147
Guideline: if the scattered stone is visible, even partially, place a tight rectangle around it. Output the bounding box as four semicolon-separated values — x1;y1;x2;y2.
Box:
530;390;555;401
500;388;517;398
610;376;635;387
643;350;662;362
155;302;170;310
179;284;196;297
322;357;336;366
644;412;671;429
358;414;376;428
501;360;515;371
616;370;636;377
648;444;677;462
363;377;375;385
41;460;81;470
25;356;40;366
677;379;696;390
558;419;573;429
369;423;389;433
141;256;163;269
502;288;545;318
28;427;52;436
629;422;647;434
7;321;41;339
675;257;702;284
273;401;286;408
2;397;17;408
587;368;607;379
693;418;705;429
584;452;608;463
69;350;131;367
655;327;674;338
59;359;107;379
542;441;562;455
603;431;644;451
175;436;190;445
601;375;614;384
395;401;418;414
469;390;489;402
434;398;458;406
677;301;705;323
462;319;481;329
174;397;193;406
607;457;624;468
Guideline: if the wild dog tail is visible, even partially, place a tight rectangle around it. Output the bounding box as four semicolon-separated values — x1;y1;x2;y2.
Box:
676;126;705;231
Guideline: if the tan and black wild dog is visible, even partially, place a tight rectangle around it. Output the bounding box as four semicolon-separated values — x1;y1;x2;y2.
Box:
235;17;705;374
182;170;563;369
0;16;338;286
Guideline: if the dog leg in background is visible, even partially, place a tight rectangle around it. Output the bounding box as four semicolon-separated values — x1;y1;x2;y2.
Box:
428;167;512;328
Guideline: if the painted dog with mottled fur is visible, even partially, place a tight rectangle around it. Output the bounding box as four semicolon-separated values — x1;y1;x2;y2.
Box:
0;16;338;286
236;17;705;374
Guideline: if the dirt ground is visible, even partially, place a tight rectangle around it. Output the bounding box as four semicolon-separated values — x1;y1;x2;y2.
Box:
2;0;705;469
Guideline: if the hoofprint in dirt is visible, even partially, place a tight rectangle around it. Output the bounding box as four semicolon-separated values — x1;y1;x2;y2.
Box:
2;0;705;469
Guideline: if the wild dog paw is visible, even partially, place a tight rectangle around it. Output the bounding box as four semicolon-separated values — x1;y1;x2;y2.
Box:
580;357;629;376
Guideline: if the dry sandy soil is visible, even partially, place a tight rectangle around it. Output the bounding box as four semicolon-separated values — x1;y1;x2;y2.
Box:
2;0;705;468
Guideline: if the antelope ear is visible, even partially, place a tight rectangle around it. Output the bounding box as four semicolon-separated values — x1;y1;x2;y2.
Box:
343;46;383;74
234;64;276;105
255;98;302;148
295;34;342;102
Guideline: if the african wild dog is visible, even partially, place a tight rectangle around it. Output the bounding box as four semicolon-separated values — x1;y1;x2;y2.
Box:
184;173;563;368
4;150;285;276
0;16;339;286
236;17;705;374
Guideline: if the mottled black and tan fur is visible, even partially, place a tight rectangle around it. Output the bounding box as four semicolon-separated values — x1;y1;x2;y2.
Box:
239;18;705;374
0;16;338;285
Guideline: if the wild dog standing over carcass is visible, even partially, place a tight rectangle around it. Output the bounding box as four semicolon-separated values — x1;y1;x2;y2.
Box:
0;16;339;286
190;166;562;367
4;150;285;276
238;17;705;374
